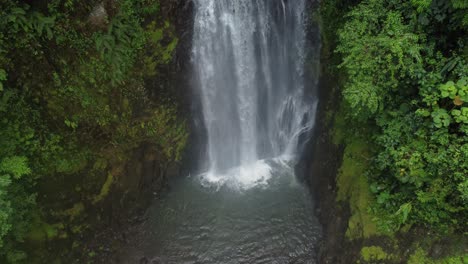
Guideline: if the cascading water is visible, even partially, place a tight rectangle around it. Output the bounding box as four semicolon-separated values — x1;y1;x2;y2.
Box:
118;1;322;263
193;0;317;188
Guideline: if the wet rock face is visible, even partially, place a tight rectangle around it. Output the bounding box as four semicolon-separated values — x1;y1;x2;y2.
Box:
158;0;206;175
107;144;168;221
139;256;149;264
88;2;108;29
159;0;195;78
429;242;444;258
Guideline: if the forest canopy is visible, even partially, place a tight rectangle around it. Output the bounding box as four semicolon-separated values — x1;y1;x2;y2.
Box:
333;0;467;233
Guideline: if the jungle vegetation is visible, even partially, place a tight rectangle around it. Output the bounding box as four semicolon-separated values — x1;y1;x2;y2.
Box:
1;0;467;262
323;0;467;261
0;0;187;262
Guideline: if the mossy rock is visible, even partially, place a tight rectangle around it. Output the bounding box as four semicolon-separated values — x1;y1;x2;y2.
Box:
336;138;378;239
92;172;114;204
27;221;65;243
63;202;85;221
408;247;468;264
361;246;391;262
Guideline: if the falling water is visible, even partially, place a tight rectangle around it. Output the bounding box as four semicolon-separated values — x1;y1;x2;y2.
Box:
193;0;317;188
117;1;322;262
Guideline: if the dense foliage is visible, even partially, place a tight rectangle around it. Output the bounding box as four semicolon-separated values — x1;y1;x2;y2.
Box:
334;0;467;233
0;0;187;262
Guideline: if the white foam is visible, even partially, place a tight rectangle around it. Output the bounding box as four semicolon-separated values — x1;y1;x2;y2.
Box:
198;157;299;191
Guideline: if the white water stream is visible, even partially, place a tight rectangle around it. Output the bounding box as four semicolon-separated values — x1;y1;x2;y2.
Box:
193;0;317;189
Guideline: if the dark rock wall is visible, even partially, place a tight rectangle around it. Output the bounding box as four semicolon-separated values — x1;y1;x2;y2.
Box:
300;1;360;262
306;64;356;263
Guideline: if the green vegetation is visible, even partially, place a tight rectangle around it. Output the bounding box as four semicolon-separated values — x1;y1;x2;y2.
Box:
408;247;467;264
328;0;467;234
335;134;378;239
360;246;392;262
0;0;187;262
322;0;467;262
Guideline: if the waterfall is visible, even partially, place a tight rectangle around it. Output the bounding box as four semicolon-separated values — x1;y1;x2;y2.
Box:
192;0;317;188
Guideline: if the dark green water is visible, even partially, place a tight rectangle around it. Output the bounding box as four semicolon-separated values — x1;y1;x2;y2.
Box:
118;160;321;263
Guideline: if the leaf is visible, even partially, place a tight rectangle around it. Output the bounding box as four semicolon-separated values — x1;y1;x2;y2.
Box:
452;109;461;117
396;202;412;224
11;7;26;16
46;27;53;40
0;157;31;179
453;96;463;106
453;108;468;124
0;70;6;92
439;81;457;99
440;58;458;75
432;108;452;128
0;70;6;81
416;108;431;117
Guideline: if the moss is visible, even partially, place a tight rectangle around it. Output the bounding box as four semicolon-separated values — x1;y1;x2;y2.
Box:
336;140;367;200
408;247;468;264
92;172;114;204
408;248;432;264
27;228;47;243
44;224;59;239
93;158;108;171
346;174;378;239
332;103;379;239
27;221;65;243
331;110;347;145
72;241;80;249
63;202;85;221
336;138;378;239
71;224;89;234
143;20;179;77
361;246;390;262
443;255;468;264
